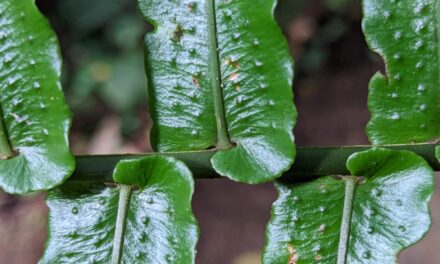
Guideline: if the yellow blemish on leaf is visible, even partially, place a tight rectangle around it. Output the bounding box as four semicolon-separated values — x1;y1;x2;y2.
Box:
225;57;240;68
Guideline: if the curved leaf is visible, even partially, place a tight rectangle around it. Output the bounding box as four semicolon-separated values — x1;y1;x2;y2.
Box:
40;156;198;263
139;0;296;183
0;0;74;193
264;148;434;264
363;0;440;144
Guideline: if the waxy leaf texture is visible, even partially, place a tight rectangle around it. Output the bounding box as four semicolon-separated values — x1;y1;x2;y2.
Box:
264;148;434;264
0;0;74;194
139;0;296;183
41;156;198;264
363;0;440;144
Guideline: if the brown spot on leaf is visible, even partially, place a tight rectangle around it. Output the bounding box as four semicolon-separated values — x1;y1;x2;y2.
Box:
192;76;200;87
173;25;184;42
315;254;322;261
225;57;240;68
188;2;196;12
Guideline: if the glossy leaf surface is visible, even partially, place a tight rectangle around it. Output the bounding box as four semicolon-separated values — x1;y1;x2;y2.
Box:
363;0;440;144
0;0;74;193
41;156;198;263
139;0;296;183
264;148;434;264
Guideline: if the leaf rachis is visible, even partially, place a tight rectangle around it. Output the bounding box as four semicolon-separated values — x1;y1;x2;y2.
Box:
337;176;357;264
207;0;231;149
111;185;132;264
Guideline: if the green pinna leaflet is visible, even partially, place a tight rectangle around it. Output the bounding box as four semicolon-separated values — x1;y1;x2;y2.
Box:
139;0;296;183
0;0;74;193
363;0;440;144
40;156;198;264
264;148;434;264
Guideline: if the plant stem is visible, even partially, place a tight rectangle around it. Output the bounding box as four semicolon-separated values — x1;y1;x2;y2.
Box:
337;176;357;264
0;107;13;159
67;143;440;183
111;185;132;264
207;0;230;149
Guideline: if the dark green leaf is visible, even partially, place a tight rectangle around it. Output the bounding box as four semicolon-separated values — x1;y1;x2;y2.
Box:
40;156;198;263
363;0;440;144
264;148;434;264
139;0;296;183
436;145;439;162
0;0;75;194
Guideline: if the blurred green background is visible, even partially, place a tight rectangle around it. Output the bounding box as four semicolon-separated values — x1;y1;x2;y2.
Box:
0;0;438;263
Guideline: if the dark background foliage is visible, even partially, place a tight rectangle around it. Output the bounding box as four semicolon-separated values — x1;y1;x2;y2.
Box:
0;0;438;263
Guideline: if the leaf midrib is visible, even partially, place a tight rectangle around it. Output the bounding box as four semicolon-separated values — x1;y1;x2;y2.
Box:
207;0;230;149
111;185;132;264
336;176;357;264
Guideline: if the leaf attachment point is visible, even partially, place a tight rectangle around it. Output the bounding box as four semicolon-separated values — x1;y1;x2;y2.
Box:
41;156;198;264
264;148;434;264
139;0;296;184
